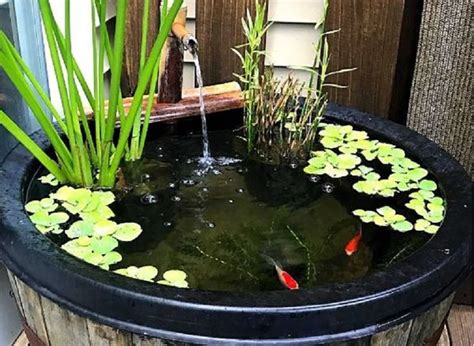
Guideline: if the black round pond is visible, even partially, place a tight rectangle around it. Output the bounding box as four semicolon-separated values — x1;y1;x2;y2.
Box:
0;104;471;344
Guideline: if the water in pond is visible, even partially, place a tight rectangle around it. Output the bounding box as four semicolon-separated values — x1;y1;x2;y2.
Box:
28;130;431;292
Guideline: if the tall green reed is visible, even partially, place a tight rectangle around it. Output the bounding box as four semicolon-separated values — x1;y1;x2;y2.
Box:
234;0;355;161
0;0;183;188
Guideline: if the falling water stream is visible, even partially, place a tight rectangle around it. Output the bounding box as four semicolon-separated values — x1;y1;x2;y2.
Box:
192;52;212;165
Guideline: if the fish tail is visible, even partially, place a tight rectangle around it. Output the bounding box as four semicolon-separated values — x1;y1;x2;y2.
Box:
261;254;281;269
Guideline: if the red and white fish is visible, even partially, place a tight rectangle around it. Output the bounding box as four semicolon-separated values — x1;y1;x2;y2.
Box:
345;228;363;256
263;255;299;290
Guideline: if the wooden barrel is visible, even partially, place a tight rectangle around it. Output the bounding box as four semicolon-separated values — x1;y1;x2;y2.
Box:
8;270;454;346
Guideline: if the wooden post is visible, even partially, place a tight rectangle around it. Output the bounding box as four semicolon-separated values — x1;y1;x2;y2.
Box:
121;0;161;97
196;0;267;86
157;5;189;103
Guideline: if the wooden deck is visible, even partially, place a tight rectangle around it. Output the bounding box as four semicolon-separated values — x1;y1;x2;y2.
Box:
438;305;474;346
12;305;473;345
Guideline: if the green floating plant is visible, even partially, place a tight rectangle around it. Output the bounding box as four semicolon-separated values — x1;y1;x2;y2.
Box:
62;237;122;270
51;186;115;222
38;174;59;187
28;210;69;234
414;219;440;234
353;207;413;232
303;123;447;234
157;270;189;288
406;191;445;223
115;266;159;282
304;149;361;178
353;173;398;197
27;182;144;273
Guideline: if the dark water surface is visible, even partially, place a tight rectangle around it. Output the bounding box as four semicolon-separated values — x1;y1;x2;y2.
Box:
29;130;431;292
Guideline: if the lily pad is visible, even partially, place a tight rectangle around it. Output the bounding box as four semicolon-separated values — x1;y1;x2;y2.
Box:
407;168;428;181
38;174;59;186
418;179;437;191
66;220;95;239
113;223;143;242
93;220;118;237
25;199;58;213
391;221;413;232
163;270;187;282
90;236;119;255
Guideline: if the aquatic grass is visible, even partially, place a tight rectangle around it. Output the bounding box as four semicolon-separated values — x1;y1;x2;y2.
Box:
232;1;271;152
234;0;355;161
0;0;183;188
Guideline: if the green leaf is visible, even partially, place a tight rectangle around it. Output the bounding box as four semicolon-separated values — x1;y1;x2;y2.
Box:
90;236;119;255
392;220;413;232
377;206;396;217
415;219;431;231
304;165;325;175
102;251;122;265
163;270;187;282
113;223;143;242
320;136;342;149
137;266;159;281
418;179;437;191
93;220;118;237
66;220;94;239
407;168;428;181
374;215;389;226
38;174;59;186
325;165;348;178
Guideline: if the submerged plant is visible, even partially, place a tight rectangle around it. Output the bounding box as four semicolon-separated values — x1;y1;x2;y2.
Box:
0;0;183;188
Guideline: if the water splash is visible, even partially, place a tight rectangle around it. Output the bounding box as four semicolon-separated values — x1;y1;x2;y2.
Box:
192;52;212;165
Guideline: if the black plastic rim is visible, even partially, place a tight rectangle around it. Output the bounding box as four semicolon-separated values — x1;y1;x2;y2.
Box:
0;104;471;345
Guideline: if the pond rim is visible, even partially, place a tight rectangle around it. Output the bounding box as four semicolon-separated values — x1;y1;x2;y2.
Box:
0;104;471;344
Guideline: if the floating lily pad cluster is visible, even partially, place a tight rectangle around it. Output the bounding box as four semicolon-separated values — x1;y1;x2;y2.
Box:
114;267;189;288
353;207;414;232
304;124;446;234
26;178;189;288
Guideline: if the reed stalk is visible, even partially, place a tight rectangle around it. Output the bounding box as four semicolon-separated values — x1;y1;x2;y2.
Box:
234;0;355;162
0;0;183;188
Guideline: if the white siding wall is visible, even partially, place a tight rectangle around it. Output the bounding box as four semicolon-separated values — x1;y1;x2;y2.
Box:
45;0;324;106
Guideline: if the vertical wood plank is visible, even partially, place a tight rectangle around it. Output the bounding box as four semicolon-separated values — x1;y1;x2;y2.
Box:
370;319;413;346
7;270;25;316
86;320;132;346
40;295;91;346
121;0;161;96
196;0;267;86
407;0;473;174
325;0;407;118
14;277;51;345
406;294;454;346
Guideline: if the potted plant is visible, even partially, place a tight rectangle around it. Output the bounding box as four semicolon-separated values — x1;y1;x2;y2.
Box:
0;1;471;345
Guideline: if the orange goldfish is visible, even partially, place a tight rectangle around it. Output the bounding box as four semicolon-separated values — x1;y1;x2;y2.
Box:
263;255;299;290
345;228;363;256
